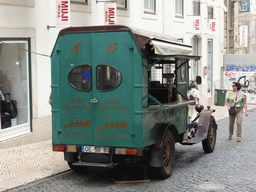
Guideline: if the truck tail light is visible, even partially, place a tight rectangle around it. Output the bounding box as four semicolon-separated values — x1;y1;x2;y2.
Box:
54;146;65;151
115;148;137;155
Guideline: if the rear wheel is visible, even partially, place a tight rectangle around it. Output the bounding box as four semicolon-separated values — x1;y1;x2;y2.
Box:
154;129;175;179
202;116;217;153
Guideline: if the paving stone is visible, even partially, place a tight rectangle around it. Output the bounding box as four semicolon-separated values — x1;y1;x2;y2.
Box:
3;107;256;191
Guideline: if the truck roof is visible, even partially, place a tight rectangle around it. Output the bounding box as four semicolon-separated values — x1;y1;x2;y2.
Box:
57;25;193;56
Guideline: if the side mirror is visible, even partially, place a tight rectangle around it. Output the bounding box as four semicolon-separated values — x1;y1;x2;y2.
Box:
196;76;202;85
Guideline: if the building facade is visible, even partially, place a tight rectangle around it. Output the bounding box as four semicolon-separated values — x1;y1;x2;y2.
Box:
225;0;256;54
0;0;226;148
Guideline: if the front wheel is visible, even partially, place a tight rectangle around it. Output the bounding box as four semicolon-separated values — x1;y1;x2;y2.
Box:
202;116;217;153
154;129;175;179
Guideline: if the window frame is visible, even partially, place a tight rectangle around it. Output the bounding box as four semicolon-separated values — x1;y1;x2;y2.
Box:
144;0;156;14
177;39;184;43
193;1;200;16
68;64;92;92
71;0;88;5
0;38;32;141
0;0;34;7
207;39;213;95
117;0;127;10
208;6;214;19
175;0;184;18
96;64;122;92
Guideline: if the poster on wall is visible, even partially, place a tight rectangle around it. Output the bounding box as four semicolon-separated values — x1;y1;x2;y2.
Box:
224;71;256;104
56;0;70;27
224;54;256;104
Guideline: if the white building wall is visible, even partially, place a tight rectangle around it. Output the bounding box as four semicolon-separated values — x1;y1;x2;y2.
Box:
0;0;226;148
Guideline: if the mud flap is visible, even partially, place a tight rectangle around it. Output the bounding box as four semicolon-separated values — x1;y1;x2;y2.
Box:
64;152;79;163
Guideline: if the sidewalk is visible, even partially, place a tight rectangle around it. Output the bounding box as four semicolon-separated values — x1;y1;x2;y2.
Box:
0;104;255;191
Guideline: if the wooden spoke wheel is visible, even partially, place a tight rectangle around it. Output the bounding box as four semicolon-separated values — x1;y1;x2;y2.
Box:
202;116;217;153
155;129;175;179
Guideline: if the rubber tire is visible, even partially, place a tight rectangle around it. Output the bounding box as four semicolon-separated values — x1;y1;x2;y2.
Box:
154;129;175;179
202;116;217;153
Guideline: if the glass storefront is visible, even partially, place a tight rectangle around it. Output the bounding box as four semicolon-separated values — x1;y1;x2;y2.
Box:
0;39;30;140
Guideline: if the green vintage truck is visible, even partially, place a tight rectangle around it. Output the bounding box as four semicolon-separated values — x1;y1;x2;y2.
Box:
51;25;217;179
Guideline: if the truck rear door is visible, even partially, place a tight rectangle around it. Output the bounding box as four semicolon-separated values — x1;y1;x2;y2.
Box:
92;32;134;147
55;31;134;148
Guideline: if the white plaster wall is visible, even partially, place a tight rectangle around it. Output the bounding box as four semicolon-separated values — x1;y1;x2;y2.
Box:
0;5;34;28
0;0;226;118
34;1;58;118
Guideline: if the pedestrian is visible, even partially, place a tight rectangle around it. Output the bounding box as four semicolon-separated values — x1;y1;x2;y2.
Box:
225;82;248;142
188;82;200;121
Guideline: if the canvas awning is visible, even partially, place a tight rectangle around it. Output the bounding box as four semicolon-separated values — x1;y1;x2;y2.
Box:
150;40;192;55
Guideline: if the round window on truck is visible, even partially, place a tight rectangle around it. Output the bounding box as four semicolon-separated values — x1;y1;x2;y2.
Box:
96;65;122;92
68;64;92;92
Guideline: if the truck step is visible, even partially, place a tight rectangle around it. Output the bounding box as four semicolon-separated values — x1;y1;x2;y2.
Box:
73;161;115;168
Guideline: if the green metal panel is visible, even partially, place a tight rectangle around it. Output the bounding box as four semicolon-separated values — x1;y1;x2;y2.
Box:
92;32;134;147
131;51;144;148
51;39;60;144
52;31;138;148
52;33;94;145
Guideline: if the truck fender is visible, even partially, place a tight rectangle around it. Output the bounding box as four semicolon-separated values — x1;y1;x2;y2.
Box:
197;108;216;139
149;124;178;167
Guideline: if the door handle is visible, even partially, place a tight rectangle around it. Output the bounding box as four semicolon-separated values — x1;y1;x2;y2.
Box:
91;98;98;103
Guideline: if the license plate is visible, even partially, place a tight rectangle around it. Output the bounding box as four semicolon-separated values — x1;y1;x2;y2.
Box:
81;146;109;153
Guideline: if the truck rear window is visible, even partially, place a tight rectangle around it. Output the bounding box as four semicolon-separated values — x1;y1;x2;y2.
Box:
68;64;92;92
96;65;122;92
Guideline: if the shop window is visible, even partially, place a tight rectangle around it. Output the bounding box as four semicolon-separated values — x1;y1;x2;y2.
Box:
0;39;30;131
96;65;122;92
175;0;184;17
68;64;92;92
144;0;156;14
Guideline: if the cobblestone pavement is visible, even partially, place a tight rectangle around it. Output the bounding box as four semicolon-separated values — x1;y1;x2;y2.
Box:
0;140;67;183
4;108;256;192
